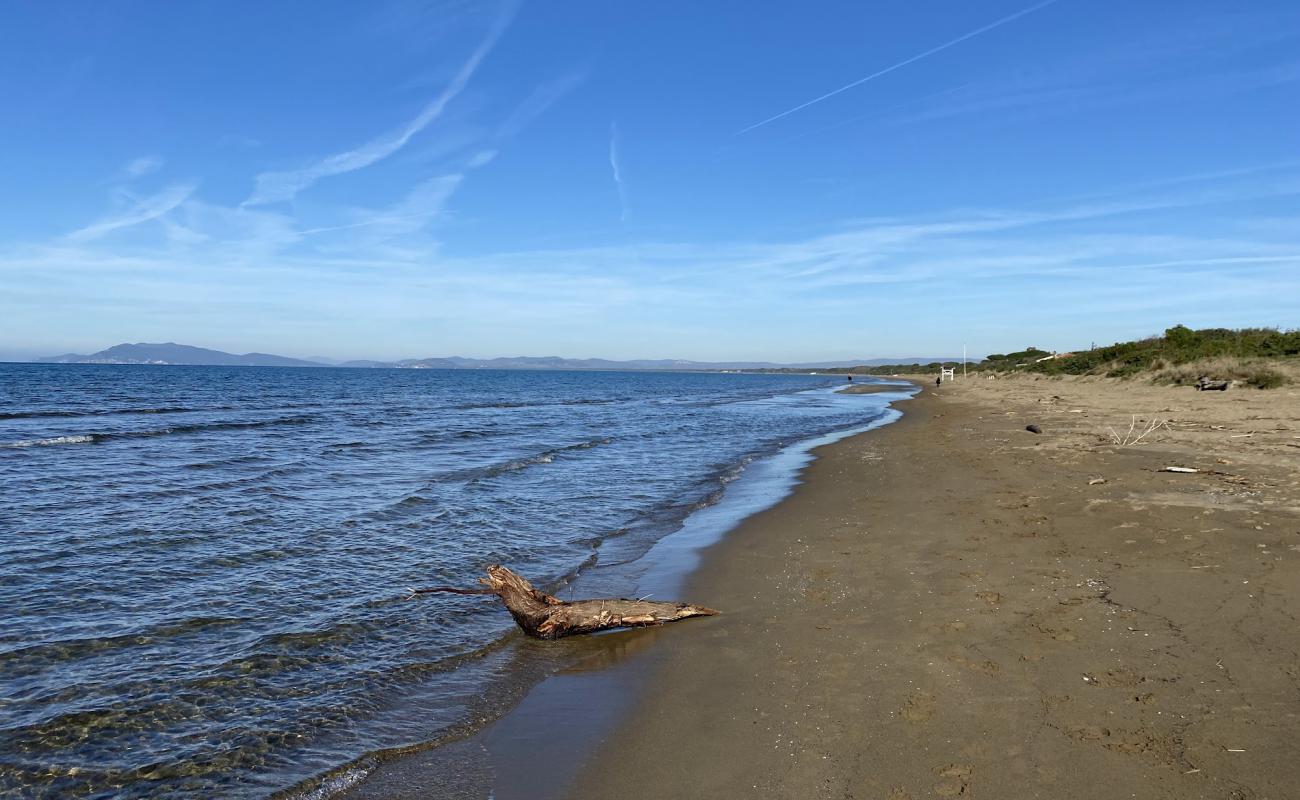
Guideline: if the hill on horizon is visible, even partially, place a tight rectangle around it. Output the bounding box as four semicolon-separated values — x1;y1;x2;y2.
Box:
32;342;971;371
36;342;321;368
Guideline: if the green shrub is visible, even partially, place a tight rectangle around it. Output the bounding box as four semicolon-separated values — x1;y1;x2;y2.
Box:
850;325;1297;380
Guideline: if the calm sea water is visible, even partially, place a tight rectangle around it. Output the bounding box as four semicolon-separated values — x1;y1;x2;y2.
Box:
0;365;903;798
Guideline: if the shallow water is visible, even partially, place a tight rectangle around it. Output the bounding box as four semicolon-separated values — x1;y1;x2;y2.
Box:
0;364;898;797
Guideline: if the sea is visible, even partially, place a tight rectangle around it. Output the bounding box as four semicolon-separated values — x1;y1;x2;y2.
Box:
0;364;909;798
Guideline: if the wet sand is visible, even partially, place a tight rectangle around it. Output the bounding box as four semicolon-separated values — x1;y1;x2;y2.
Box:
570;375;1300;799
837;383;910;394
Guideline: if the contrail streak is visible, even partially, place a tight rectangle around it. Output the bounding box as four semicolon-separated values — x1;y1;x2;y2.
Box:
736;0;1062;135
245;0;517;206
610;121;628;222
297;210;444;236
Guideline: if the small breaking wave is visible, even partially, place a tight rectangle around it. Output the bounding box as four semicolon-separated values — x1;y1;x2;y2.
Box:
283;764;374;800
1;416;316;450
476;437;614;480
418;437;615;486
1;435;96;448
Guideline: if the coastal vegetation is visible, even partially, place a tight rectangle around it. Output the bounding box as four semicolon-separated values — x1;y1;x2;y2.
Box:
842;326;1300;387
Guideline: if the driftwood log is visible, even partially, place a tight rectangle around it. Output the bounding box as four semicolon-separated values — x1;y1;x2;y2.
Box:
408;565;719;640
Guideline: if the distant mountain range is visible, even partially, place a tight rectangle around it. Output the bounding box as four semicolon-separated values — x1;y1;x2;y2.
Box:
35;342;968;371
37;343;321;367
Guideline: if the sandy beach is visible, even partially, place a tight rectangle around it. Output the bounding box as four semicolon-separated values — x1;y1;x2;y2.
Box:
568;375;1300;799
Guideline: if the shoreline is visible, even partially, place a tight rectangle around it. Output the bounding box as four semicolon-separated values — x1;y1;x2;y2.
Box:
333;373;1300;799
323;383;919;800
571;375;1300;798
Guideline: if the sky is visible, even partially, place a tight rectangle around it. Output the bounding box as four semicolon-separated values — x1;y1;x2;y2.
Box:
2;0;1298;362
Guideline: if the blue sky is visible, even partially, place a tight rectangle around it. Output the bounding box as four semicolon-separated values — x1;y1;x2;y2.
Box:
2;0;1298;362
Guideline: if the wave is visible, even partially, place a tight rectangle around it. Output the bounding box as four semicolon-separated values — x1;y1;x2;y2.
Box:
452;401;537;410
1;415;316;450
158;415;317;436
0;435;96;448
0;401;348;422
273;427;854;800
0;406;204;421
360;437;617;521
474;437;613;481
362;438;618;508
411;429;501;446
0;616;250;672
455;429;498;439
451;398;616;411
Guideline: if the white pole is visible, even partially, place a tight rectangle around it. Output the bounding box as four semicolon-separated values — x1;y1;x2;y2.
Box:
962;343;967;379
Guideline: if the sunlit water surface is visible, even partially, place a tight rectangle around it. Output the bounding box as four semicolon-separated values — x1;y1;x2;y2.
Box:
0;364;901;797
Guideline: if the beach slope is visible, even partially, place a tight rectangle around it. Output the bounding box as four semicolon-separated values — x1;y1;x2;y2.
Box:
570;376;1300;799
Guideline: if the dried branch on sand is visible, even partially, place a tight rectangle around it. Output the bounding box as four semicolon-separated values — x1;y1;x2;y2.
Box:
407;565;719;640
1107;415;1170;446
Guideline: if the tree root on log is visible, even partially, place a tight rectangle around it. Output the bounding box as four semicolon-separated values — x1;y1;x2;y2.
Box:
407;565;719;640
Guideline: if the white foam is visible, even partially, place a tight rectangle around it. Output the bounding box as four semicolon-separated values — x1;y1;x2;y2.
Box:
3;434;96;448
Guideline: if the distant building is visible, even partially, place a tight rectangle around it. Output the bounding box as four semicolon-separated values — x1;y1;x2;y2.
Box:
1034;352;1075;363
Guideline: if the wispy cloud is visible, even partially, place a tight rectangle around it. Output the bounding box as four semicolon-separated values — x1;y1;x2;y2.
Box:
609;122;628;222
68;183;196;241
299;148;497;252
15;161;1299;359
124;156;163;178
244;1;517;206
497;72;586;139
736;0;1062;135
888;58;1300;131
788;12;1300;140
300;173;465;238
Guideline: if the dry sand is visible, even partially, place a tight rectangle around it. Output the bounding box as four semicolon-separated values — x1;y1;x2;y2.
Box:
569;375;1300;799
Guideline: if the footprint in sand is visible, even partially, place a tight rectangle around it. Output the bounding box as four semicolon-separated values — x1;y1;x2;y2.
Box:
975;590;1003;607
949;654;1001;676
901;690;936;722
1066;724;1110;741
933;764;973;797
925;620;967;635
1031;621;1077;641
1081;667;1156;687
1063;725;1174;759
